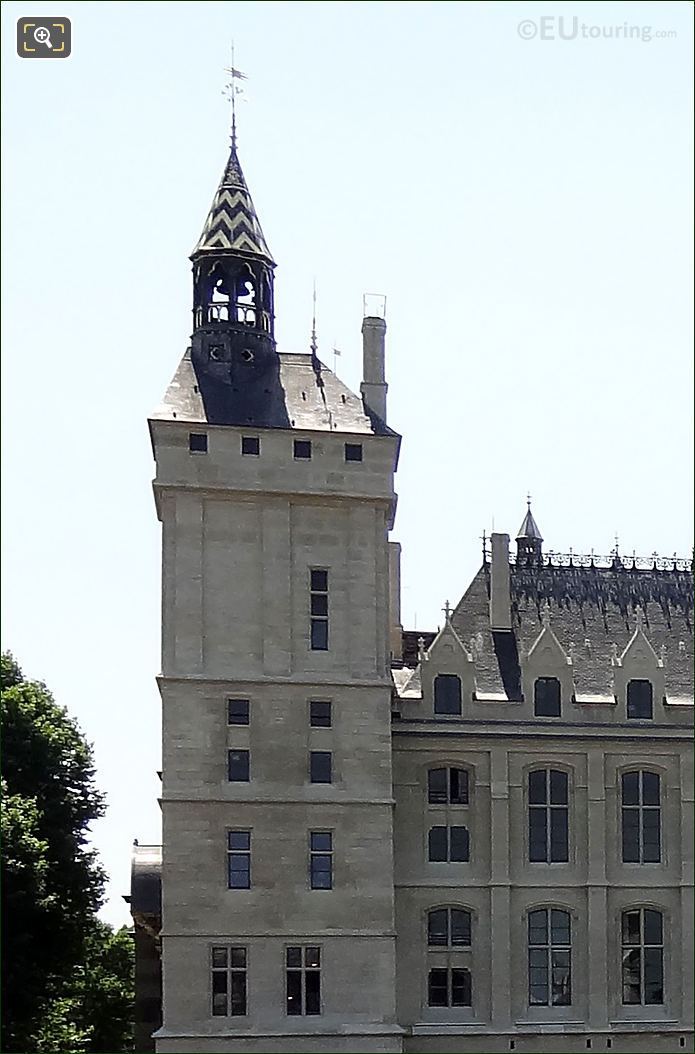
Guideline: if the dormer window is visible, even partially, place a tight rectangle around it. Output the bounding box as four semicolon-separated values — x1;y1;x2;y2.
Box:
434;675;462;716
627;679;653;720
534;677;561;718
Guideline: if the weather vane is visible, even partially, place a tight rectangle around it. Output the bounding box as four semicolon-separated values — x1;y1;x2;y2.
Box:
223;42;247;149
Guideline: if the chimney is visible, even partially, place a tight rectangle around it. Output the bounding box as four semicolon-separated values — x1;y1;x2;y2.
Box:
388;541;404;662
361;314;388;424
489;533;512;631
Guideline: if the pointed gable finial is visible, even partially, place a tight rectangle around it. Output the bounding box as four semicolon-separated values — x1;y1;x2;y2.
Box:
541;601;551;628
442;600;452;623
634;605;643;629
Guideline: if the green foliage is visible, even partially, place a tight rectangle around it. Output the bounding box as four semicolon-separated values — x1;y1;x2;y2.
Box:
1;652;134;1052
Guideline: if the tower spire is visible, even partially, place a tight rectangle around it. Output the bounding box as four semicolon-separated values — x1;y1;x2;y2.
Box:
310;282;318;357
223;44;247;151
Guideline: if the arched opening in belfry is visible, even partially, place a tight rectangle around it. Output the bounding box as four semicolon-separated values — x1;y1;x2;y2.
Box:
235;266;257;326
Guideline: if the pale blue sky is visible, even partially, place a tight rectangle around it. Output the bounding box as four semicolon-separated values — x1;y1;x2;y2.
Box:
2;1;692;926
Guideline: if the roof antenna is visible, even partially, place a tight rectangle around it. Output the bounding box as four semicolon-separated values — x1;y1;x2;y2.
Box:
224;43;247;150
310;281;318;358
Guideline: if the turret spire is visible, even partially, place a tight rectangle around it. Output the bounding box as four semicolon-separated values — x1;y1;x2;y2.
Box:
516;496;543;563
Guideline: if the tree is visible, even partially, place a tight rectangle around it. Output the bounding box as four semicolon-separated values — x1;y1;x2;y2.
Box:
1;653;133;1052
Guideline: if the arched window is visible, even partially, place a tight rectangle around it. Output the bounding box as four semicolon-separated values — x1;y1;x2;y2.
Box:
528;769;569;863
627;679;653;720
434;674;462;716
528;908;571;1006
621;771;661;863
427;908;472;1008
534;677;561;717
428;767;469;805
622;908;664;1005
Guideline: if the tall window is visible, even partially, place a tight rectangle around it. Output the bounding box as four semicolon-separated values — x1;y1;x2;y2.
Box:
228;749;250;782
428;767;469;805
534;677;561;717
310;570;329;650
286;946;321;1015
227;831;251;889
428;826;469;862
622;771;661;863
310;750;332;784
627;679;653;720
211;946;247;1016
427;908;472;1008
309;832;333;889
622;909;664;1005
528;909;571;1006
434;674;462;715
528;769;569;863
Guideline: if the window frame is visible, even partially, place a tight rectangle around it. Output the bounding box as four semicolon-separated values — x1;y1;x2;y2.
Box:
309;700;332;728
309;831;333;890
425;907;474;1010
627;679;654;720
427;766;470;805
227;830;251;890
211;945;247;1017
344;442;363;463
433;674;463;716
293;439;312;460
427;824;470;863
527;767;569;864
309;568;329;651
227;698;250;726
527;907;572;1007
241;435;260;456
534;677;562;718
189;432;208;454
309;750;332;784
621;770;662;864
285;945;321;1016
621;907;664;1006
227;748;250;782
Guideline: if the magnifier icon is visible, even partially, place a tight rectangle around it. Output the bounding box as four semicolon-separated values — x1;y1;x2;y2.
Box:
33;26;53;48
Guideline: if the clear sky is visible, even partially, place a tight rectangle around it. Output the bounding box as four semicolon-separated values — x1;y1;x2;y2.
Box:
2;1;693;926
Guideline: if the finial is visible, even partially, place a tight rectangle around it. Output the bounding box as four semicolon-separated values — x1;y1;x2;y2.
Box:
634;605;643;629
442;600;452;623
541;601;551;628
417;635;427;663
223;44;247;150
310;282;318;358
527;491;532;509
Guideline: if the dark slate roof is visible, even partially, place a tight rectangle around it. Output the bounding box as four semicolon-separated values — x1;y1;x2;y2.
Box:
447;561;694;700
193;145;274;263
517;505;543;541
130;844;161;916
151;349;399;436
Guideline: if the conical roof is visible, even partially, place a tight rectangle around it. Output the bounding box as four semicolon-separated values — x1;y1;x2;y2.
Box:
516;503;543;542
192;145;274;262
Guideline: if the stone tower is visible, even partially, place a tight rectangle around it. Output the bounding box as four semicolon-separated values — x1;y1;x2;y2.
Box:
149;134;403;1052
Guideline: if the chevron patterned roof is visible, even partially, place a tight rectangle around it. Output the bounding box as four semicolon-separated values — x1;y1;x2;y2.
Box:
193;145;274;262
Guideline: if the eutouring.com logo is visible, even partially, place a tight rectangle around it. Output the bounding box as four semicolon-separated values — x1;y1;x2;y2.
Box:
517;16;677;43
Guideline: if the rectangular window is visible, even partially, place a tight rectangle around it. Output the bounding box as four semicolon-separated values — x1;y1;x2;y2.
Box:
286;946;321;1015
427;967;472;1007
428;825;469;862
241;436;260;455
428;767;469;805
189;432;208;453
309;831;333;889
294;439;312;460
344;442;363;462
310;700;332;727
534;677;561;717
227;831;251;889
310;569;329;651
622;771;661;863
622;909;664;1005
627;679;654;720
434;674;462;715
211;946;247;1016
228;749;250;782
528;908;572;1006
227;698;249;725
310;750;332;784
528;769;569;863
